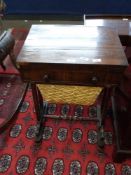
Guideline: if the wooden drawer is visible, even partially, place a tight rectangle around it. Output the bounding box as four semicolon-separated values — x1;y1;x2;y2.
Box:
19;63;125;86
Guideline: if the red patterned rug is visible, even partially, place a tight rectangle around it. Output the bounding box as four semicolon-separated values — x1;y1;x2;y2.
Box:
0;88;131;174
0;28;131;174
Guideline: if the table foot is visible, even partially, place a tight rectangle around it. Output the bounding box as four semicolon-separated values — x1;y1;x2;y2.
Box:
35;101;48;143
97;126;105;148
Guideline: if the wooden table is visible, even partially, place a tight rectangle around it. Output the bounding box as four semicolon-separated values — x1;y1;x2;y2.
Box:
17;25;127;85
17;25;128;160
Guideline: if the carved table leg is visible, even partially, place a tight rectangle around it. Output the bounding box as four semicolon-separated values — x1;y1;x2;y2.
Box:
97;86;111;149
97;104;105;149
31;83;48;143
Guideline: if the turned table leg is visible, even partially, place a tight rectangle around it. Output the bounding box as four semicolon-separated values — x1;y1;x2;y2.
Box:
31;83;48;143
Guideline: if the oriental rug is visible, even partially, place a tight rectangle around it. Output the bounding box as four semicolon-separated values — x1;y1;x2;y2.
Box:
0;88;131;174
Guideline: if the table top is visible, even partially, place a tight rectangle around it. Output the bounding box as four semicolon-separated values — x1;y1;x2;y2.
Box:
17;24;128;67
84;19;131;36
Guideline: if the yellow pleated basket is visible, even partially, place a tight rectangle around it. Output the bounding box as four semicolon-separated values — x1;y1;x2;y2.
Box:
37;84;102;105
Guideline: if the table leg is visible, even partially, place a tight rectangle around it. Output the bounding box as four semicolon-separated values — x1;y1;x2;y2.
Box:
97;86;111;148
31;83;48;143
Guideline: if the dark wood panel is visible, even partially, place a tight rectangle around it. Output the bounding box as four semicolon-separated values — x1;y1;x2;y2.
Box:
19;63;125;86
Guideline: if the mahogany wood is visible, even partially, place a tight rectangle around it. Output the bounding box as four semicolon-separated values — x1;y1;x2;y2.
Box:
17;25;128;86
84;19;131;46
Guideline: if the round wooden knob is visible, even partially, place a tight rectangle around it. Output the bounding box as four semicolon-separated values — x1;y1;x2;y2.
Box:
91;76;98;84
43;74;49;82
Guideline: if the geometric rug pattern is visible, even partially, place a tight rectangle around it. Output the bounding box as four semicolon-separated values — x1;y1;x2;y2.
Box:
0;88;131;175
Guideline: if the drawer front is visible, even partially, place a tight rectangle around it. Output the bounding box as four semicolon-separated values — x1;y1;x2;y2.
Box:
36;70;105;86
20;68;123;86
